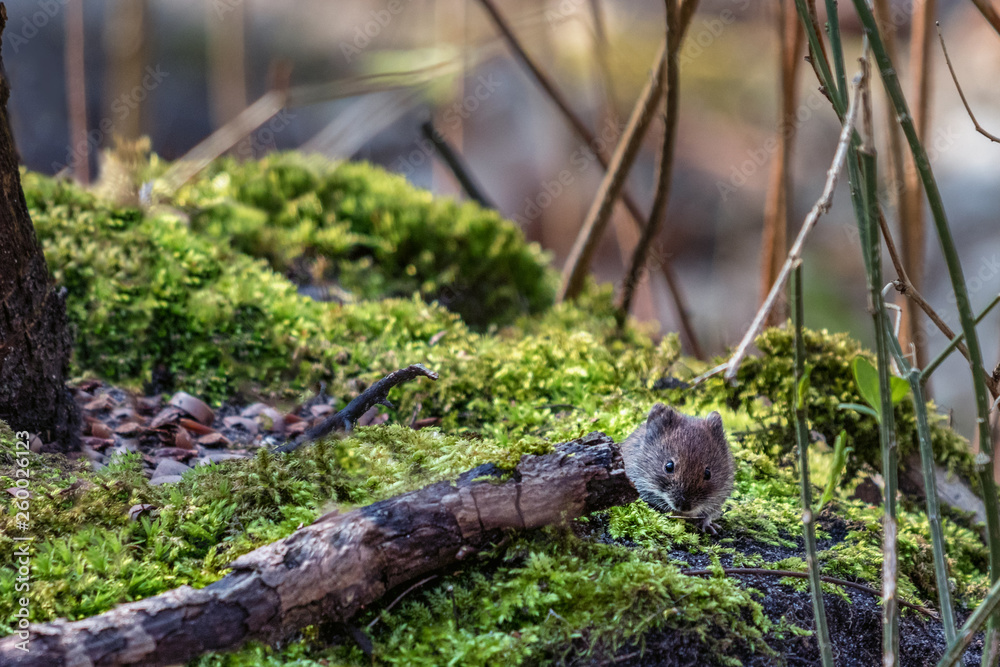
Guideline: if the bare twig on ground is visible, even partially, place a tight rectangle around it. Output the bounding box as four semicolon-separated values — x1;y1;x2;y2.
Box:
275;364;439;453
0;433;635;667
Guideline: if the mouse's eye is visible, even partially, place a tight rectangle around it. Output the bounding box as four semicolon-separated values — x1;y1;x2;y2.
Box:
704;467;711;481
664;460;675;474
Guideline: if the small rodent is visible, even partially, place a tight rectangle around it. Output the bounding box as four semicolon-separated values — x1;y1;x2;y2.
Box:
619;403;734;534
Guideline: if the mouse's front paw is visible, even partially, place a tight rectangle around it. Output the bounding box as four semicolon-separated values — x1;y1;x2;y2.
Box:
699;517;720;536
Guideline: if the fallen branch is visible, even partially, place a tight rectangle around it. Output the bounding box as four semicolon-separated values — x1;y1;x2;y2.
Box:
0;433;635;666
275;363;438;453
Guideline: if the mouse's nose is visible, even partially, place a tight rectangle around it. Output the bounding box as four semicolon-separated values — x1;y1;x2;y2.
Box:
676;495;691;512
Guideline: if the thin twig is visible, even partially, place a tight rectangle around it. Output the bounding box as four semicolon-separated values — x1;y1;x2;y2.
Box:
878;317;958;645
791;263;834;667
617;0;700;324
936;22;1000;143
937;573;1000;667
873;0;924;374
474;0;703;358
711;73;864;384
851;0;1000;657
968;0;1000;39
586;0;618;126
420;121;496;209
274;364;438;453
367;575;439;631
559;39;668;301
681;568;937;618
922;294;1000;383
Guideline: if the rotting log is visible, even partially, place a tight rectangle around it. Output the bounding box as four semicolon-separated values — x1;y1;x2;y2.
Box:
0;432;636;666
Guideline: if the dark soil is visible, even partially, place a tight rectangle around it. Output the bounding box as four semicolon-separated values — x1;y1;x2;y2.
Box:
573;513;984;666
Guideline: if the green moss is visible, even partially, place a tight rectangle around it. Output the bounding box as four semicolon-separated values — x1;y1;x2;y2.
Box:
195;532;774;667
8;155;992;663
0;423;563;632
170;154;555;329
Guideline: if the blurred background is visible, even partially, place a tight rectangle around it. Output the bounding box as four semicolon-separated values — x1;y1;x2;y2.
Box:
5;0;1000;433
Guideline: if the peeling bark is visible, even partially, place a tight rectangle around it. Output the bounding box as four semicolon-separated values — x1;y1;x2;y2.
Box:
0;433;636;666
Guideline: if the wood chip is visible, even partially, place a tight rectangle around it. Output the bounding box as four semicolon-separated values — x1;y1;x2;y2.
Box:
222;416;258;435
286;421;308;436
80;436;114;451
128;504;156;521
153;447;198;461
240;402;269;418
114;422;144;437
179;418;215;435
83;395;115;411
149;406;183;430
174;427;194;450
196;432;231;448
89;422;113;439
310;404;333;418
136;396;162;415
168;391;214;425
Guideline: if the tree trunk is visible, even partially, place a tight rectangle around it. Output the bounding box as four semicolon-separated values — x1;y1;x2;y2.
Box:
0;433;636;666
0;5;80;451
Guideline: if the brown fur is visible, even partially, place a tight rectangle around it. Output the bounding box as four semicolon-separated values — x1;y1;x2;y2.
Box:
619;403;734;533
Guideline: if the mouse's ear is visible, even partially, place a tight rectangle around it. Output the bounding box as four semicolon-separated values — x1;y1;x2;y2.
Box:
706;411;725;439
647;403;681;439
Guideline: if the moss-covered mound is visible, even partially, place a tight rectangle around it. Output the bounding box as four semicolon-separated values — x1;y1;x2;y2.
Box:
171;153;555;329
1;159;990;664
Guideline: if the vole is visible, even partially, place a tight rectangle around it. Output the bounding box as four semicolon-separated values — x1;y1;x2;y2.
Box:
619;403;734;534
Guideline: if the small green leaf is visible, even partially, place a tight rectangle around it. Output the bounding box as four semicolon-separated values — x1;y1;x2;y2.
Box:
818;430;852;510
889;376;910;405
851;356;880;411
796;365;813;410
